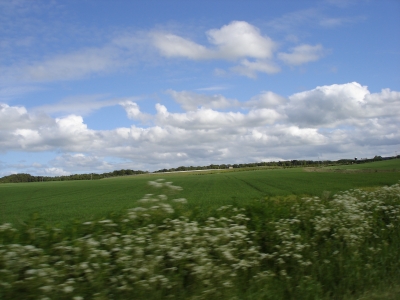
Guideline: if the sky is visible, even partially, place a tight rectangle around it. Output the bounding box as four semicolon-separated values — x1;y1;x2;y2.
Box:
1;0;400;176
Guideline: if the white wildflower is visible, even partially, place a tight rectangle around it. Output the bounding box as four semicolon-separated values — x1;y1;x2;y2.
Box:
63;286;74;293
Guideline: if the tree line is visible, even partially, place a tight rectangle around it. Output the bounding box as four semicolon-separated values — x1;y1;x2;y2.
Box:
153;157;389;173
0;169;148;183
154;160;337;173
1;155;394;183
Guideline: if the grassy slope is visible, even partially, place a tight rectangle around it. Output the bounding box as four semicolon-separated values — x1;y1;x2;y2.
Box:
327;158;400;170
1;159;400;225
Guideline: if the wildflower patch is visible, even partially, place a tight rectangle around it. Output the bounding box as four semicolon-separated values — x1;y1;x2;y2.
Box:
0;181;399;299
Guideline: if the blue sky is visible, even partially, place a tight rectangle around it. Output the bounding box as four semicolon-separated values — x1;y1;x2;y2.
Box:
1;0;399;176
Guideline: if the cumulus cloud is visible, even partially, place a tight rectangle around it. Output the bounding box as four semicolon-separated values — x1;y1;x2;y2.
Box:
1;113;98;152
151;21;329;76
245;91;288;109
119;100;151;122
0;103;52;130
206;21;276;60
51;153;113;172
152;21;277;61
155;104;282;129
1;82;399;174
167;90;240;111
151;21;283;77
285;82;400;127
278;44;326;66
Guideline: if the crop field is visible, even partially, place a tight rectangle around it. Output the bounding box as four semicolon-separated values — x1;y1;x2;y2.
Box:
1;159;400;299
1;167;400;299
1;159;400;225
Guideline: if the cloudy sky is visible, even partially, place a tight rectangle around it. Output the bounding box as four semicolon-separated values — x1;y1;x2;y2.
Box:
1;0;399;176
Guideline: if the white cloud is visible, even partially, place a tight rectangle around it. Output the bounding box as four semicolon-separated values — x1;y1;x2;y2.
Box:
206;21;276;60
246;125;327;146
55;115;88;133
1;113;98;152
120;101;142;119
196;86;229;91
245;91;288;109
151;33;212;60
362;88;400;118
0;103;29;130
152;21;277;61
34;95;127;116
278;44;326;66
1;31;146;85
231;59;281;78
51;153;113;172
285;82;400;127
151;21;331;76
1;82;399;174
167;90;240;111
0;103;52;130
119;100;153;123
43;167;70;176
0;85;42;102
155;104;282;129
1;19;330;86
286;82;369;126
23;46;121;82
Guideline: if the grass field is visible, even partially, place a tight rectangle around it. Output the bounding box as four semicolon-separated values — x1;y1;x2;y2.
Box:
1;159;400;225
1;159;400;299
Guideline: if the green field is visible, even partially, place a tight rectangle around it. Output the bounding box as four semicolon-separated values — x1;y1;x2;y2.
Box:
1;159;400;299
1;159;400;225
327;158;400;170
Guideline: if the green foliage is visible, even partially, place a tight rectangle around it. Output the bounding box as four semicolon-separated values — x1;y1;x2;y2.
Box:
1;180;400;299
1;163;400;225
0;169;148;183
330;158;400;170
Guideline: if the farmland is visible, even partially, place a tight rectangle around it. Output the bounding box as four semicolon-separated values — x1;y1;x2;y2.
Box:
1;159;400;225
1;159;400;299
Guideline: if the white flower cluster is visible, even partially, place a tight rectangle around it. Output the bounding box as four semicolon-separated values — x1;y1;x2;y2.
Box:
306;184;400;248
271;218;312;278
0;181;263;299
148;179;183;192
269;183;400;278
0;181;399;299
